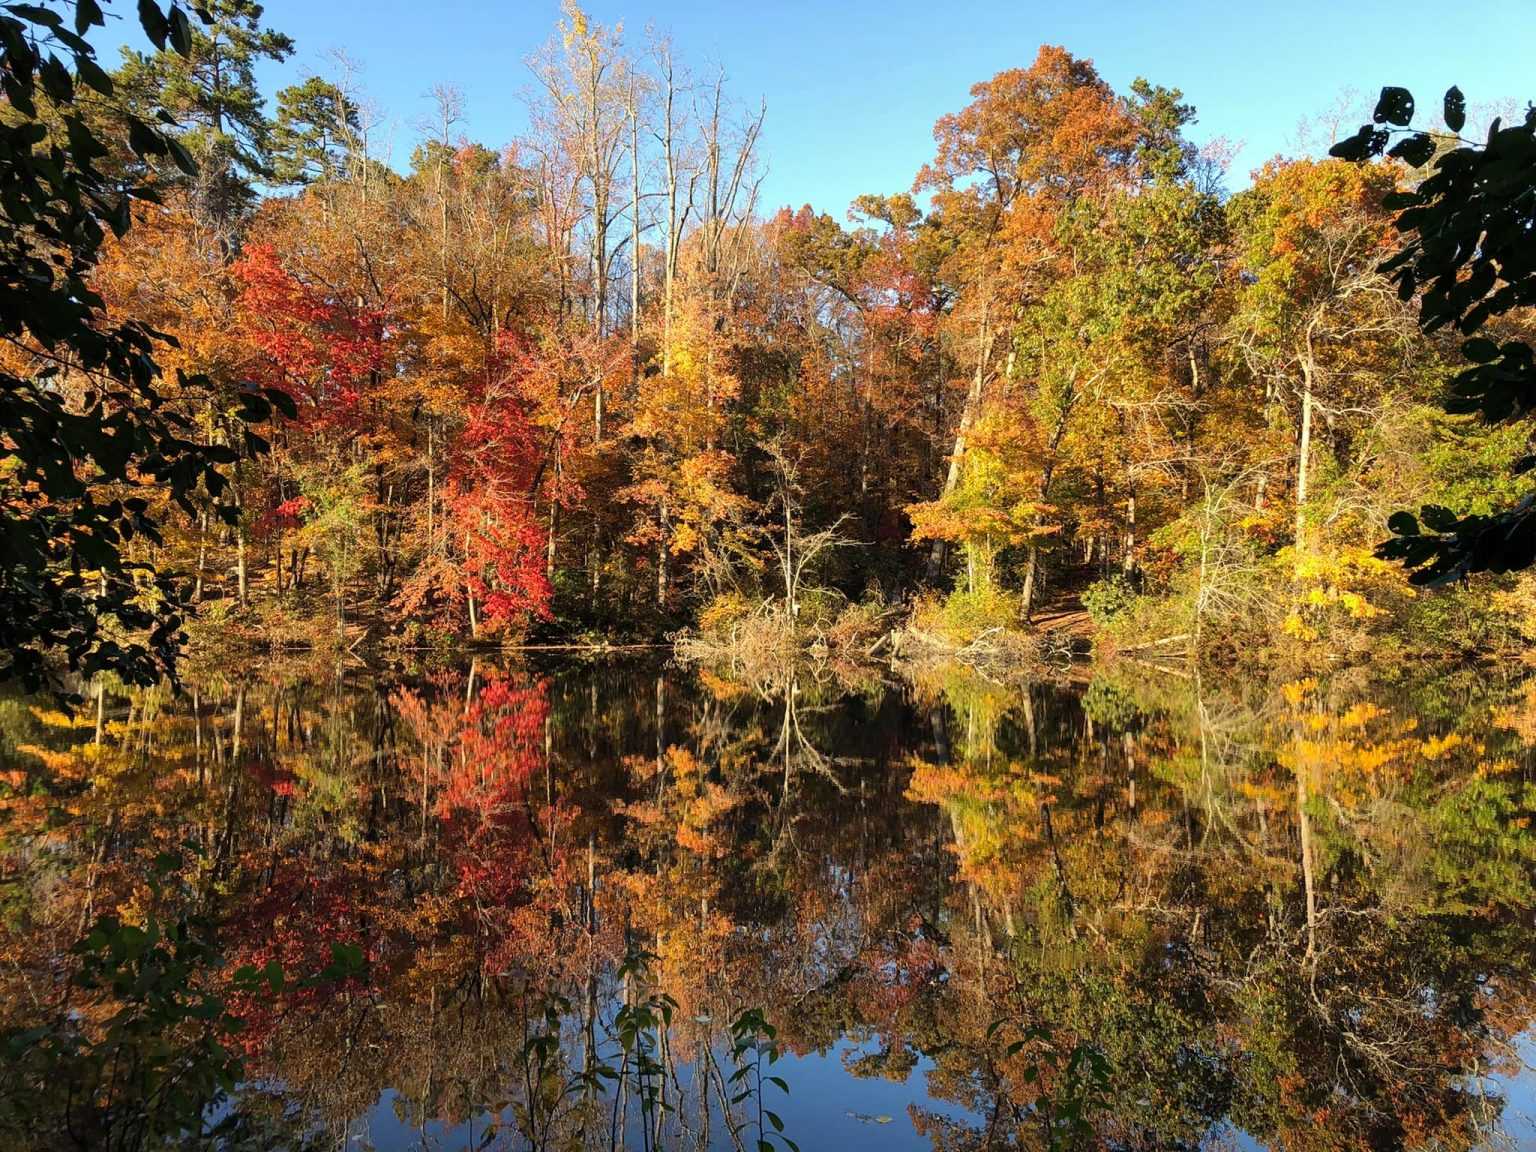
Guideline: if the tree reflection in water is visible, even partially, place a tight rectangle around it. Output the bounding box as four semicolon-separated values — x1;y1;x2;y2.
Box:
2;656;1534;1150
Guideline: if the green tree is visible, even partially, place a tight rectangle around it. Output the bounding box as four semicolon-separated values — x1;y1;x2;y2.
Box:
115;0;293;225
270;76;361;186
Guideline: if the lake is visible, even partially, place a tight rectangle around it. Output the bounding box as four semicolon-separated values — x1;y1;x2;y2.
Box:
3;654;1535;1150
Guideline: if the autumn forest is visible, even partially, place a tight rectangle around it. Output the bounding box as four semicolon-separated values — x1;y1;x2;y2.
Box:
0;0;1529;672
4;0;1536;1149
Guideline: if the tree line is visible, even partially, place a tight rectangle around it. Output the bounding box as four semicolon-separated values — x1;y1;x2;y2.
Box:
4;0;1534;689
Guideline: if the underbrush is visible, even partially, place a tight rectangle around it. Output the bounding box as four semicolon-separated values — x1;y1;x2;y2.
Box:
677;589;898;686
185;595;354;657
900;588;1042;680
1082;555;1533;682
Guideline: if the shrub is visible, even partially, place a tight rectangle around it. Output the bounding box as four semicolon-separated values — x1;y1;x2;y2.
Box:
1082;575;1136;628
697;591;754;639
912;586;1021;647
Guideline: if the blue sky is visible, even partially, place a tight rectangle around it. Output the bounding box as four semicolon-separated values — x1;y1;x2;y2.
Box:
115;0;1536;214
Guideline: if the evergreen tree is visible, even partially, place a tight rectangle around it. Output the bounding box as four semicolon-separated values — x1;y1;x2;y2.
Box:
270;76;362;186
115;0;293;226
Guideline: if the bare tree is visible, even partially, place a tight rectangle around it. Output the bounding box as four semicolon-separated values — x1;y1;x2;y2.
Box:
424;84;464;322
763;440;851;626
527;2;633;439
650;35;697;376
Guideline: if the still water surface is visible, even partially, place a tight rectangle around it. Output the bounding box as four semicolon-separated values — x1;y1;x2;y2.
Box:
4;655;1536;1149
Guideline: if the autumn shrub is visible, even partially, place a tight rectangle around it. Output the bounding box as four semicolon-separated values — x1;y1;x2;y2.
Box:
824;596;893;652
696;591;755;639
692;584;892;656
933;586;1019;651
795;586;848;630
186;594;337;655
1406;576;1529;660
1096;588;1196;654
1083;575;1136;628
903;591;1041;681
677;600;796;675
912;585;1023;648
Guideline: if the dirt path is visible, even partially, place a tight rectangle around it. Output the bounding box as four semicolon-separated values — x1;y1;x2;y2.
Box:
1031;603;1093;639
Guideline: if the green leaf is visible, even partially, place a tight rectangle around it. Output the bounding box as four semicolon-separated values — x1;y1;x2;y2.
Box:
1373;86;1415;127
75;53;113;96
1330;125;1387;162
1443;85;1466;133
7;4;63;29
127;118;167;159
265;387;298;420
75;0;103;32
1421;505;1458;533
165;136;197;176
38;53;73;103
235;391;271;423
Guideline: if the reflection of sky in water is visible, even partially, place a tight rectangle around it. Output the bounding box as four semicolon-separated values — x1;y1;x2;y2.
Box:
1487;1033;1536;1150
340;1041;980;1150
322;1030;1536;1150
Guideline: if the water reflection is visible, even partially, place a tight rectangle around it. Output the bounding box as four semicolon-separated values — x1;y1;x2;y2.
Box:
2;656;1535;1149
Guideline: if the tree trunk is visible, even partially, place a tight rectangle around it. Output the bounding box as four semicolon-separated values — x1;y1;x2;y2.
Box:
1021;545;1038;619
547;494;559;583
465;529;478;638
927;296;991;578
1294;360;1314;555
195;510;208;602
1296;764;1317;959
427;416;436;557
630;91;641;353
1122;491;1137;575
236;529;248;609
656;503;669;609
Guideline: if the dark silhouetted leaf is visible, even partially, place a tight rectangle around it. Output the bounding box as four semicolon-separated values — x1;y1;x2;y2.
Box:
1443;85;1466;133
1373;86;1415;126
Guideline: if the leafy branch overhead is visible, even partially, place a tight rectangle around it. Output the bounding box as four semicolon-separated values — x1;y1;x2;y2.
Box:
1333;84;1536;583
0;1;288;695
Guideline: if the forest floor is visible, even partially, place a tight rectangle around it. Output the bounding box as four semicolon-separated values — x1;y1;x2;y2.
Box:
1031;566;1097;642
1031;602;1093;639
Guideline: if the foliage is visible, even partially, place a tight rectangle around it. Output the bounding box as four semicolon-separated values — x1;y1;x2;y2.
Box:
11;5;1535;690
1334;86;1536;584
5;651;1536;1147
0;854;247;1150
115;0;293;223
0;0;279;696
1081;574;1135;627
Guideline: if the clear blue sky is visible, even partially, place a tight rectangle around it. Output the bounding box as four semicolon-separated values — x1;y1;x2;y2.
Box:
127;0;1536;214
